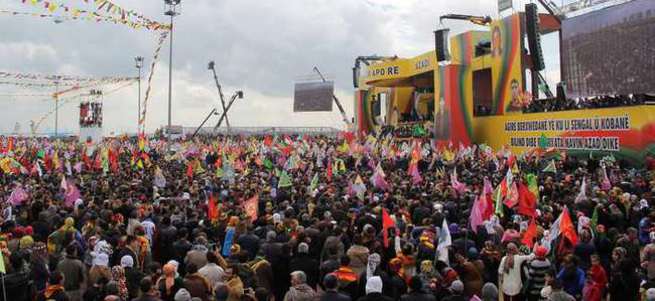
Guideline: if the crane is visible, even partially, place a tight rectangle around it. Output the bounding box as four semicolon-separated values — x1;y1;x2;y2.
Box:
439;14;493;26
208;61;231;129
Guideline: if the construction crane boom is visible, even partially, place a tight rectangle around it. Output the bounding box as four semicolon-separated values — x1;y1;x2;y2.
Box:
439;14;492;26
208;61;231;129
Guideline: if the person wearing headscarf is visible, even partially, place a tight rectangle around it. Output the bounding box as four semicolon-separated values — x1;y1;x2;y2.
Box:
481;282;499;301
111;265;129;301
356;276;392;301
498;242;534;301
157;263;184;301
88;252;112;288
47;217;79;255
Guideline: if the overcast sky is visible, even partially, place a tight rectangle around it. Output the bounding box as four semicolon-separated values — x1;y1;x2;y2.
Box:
0;0;571;135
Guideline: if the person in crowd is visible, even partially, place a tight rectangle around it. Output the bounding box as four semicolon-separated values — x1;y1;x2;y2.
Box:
283;271;317;301
498;243;534;301
401;276;436;301
133;277;163;301
157;263;185;301
357;276;392;301
0;133;652;301
320;274;352;301
526;245;551;301
56;244;86;301
36;272;70;301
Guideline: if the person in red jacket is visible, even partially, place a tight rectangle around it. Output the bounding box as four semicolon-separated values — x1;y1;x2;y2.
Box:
583;272;602;301
589;255;608;290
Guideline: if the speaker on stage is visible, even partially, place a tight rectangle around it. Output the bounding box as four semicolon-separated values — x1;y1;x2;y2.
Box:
435;29;450;62
372;95;381;116
525;3;545;71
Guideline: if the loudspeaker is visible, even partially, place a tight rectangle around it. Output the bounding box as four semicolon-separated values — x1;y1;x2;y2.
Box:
372;95;381;116
435;29;450;62
556;82;566;101
525;3;545;71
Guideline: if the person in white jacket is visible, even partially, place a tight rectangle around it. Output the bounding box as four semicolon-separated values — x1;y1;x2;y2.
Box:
498;243;535;301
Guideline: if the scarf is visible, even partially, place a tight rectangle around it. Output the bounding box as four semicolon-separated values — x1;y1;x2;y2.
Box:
503;254;515;274
44;284;65;298
366;253;381;280
112;266;129;301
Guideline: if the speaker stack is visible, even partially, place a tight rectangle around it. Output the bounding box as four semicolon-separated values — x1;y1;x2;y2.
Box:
525;3;545;71
434;29;451;62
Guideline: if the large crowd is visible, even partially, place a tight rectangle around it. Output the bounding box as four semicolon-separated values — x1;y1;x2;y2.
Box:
0;134;654;301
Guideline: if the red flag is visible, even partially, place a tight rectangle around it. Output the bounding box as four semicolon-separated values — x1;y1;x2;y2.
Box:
244;195;259;222
521;218;538;248
207;193;219;222
186;162;194;180
109;148;119;172
382;208;394;248
326;160;333;182
517;182;537;217
264;135;273;147
559;208;578;245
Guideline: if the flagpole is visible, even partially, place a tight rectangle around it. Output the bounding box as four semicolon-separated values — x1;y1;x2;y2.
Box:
1;272;7;301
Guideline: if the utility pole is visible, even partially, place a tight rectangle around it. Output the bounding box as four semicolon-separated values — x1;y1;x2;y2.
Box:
54;79;59;138
164;0;181;139
135;56;144;134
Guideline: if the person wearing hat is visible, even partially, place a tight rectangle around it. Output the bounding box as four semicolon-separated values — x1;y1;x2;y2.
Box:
442;280;466;301
526;245;551;301
356;276;392;301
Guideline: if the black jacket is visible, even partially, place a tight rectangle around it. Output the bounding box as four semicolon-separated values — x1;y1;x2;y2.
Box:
289;254;320;288
401;291;437;301
320;290;352;301
356;292;393;301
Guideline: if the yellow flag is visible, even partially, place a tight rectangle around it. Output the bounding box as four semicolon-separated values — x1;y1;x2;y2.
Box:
48;3;58;13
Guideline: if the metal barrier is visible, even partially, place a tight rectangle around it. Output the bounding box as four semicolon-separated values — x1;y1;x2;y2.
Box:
182;126;342;137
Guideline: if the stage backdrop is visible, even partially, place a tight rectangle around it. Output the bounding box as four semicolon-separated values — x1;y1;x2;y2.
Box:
561;0;655;98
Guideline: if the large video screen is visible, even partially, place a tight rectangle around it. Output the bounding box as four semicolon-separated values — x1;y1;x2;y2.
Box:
293;81;334;112
561;0;655;98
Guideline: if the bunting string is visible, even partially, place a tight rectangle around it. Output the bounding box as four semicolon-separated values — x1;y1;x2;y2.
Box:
139;30;169;133
0;71;137;83
12;0;170;31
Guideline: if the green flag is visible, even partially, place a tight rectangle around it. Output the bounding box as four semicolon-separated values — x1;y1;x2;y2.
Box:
37;149;45;159
493;184;504;217
538;133;548;149
0;248;5;274
263;158;273;170
542;160;557;173
309;173;318;191
412;124;427;137
527;173;539;202
278;171;292;188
